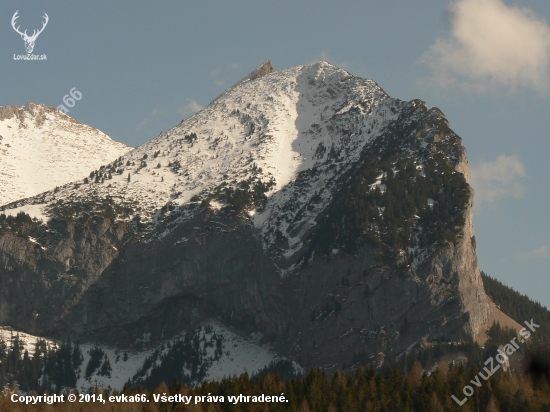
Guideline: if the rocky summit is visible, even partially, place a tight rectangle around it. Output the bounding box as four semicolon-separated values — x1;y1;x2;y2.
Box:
0;61;494;378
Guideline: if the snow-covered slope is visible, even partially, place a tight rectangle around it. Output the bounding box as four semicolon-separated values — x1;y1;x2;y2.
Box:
4;63;402;252
0;103;131;206
0;322;281;392
0;326;55;356
76;322;280;391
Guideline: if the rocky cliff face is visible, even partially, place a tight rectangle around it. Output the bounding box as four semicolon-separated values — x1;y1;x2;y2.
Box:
422;187;492;341
0;62;493;370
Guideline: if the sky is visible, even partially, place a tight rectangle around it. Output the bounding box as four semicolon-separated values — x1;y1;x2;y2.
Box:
1;0;549;309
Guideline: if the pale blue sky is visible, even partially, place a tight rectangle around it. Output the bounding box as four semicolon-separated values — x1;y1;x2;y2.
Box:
1;0;549;308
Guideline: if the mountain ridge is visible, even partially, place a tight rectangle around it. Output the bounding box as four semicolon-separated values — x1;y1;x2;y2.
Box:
0;61;495;379
0;102;131;206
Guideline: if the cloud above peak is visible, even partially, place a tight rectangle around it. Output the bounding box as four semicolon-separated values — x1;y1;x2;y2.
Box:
177;100;204;118
517;245;550;260
422;0;550;94
470;154;526;204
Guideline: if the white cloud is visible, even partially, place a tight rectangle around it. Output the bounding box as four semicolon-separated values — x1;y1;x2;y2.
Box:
517;245;550;260
211;69;226;87
470;154;526;204
318;50;348;69
177;100;204;118
136;107;160;130
421;0;550;94
211;63;242;88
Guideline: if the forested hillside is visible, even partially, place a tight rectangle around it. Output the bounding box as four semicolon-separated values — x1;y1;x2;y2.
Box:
482;271;550;345
4;364;550;411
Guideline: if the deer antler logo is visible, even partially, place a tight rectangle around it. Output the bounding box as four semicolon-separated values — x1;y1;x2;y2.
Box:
11;11;49;54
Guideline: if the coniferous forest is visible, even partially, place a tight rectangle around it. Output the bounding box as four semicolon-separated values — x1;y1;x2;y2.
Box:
2;362;550;411
0;318;549;411
0;335;83;393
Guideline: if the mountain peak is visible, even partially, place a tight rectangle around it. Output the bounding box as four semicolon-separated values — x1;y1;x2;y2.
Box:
250;60;275;80
238;60;276;84
23;101;44;113
4;61;391;220
0;62;494;378
0;104;130;206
